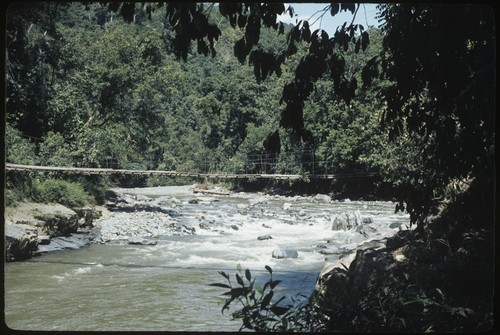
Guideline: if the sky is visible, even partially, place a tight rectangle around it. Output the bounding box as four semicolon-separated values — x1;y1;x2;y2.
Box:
277;3;381;36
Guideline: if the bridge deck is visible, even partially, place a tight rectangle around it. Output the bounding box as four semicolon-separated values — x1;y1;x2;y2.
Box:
5;163;377;180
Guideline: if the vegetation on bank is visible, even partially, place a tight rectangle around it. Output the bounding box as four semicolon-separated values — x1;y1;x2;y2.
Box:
5;2;494;332
4;3;400;204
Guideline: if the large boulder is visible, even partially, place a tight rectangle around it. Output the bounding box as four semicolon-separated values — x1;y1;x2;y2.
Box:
5;224;39;261
331;211;363;230
311;194;332;203
4;203;88;261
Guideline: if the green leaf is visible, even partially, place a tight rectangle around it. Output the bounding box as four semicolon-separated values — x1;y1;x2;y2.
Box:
270;280;282;289
361;31;370;51
261;291;274;309
245;268;251;281
355;38;361;53
233;38;247;64
236;273;244;287
218;271;230;280
265;265;273;274
209;283;231;289
330;3;340;16
271;305;290;316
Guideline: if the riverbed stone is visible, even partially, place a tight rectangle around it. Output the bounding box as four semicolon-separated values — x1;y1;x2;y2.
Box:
199;222;211;230
312;194;331;203
272;248;299;259
5;224;39;261
128;236;158;245
331;211;363;231
257;234;273;240
37;231;95;253
38;235;51;245
362;217;374;224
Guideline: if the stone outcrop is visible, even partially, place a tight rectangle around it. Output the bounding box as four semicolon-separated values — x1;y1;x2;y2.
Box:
5;224;39;261
4;203;101;262
331;210;367;230
312;231;409;331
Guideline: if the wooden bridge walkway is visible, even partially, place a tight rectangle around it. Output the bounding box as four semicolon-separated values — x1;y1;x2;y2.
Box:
5;163;377;181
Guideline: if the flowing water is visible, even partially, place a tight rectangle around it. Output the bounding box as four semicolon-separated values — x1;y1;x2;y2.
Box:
5;186;409;331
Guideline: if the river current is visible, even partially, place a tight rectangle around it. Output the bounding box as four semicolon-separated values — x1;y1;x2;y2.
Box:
5;186;409;331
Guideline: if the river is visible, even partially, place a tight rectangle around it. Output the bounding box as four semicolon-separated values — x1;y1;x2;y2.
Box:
4;186;409;331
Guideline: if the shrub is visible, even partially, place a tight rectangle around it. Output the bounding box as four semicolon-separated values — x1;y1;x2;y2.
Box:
32;178;94;208
5;124;38;165
4;172;36;207
210;265;327;332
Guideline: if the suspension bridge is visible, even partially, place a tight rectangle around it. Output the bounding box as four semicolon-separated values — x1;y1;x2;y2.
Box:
5;163;377;181
5;133;377;181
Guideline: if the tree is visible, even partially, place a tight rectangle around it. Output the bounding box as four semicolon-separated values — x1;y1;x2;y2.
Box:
372;4;495;224
154;2;494;226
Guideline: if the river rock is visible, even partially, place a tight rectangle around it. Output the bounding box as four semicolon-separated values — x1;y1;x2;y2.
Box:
199;222;211;230
128;236;158;245
355;224;378;238
312;194;331;203
134;194;152;202
331;211;363;231
37;231;95;253
38;235;51;245
249;197;267;206
5;224;39;261
362;217;374;224
257;235;273;240
188;199;199;204
272;248;299;259
73;207;100;228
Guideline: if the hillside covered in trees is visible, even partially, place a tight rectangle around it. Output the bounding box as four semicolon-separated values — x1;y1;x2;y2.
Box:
5;2;495;332
6;3;400;201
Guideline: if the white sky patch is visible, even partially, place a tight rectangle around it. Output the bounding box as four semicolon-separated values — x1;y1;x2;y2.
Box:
277;3;381;36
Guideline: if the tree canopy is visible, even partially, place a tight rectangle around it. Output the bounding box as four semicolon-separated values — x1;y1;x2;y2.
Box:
5;2;495;226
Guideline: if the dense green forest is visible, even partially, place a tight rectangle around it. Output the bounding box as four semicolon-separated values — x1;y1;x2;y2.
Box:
6;2;396;204
5;2;494;332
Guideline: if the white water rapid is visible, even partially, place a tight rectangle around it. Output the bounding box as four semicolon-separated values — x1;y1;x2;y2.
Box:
5;185;409;331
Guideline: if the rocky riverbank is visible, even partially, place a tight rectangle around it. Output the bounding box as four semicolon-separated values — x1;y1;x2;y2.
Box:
5;202;103;261
6;184;410;263
310;177;494;332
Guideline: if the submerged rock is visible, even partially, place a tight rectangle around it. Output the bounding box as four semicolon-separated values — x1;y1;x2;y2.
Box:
128;236;158;245
257;235;273;240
